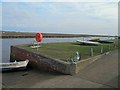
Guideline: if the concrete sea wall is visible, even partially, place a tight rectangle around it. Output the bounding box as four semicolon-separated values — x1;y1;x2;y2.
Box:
10;45;103;75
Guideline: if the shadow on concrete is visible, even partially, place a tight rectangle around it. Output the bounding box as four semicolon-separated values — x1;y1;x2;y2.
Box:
2;67;65;88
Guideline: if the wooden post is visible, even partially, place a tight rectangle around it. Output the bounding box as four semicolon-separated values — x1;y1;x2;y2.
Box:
90;48;93;56
109;45;110;51
101;46;103;54
114;44;116;48
37;42;38;51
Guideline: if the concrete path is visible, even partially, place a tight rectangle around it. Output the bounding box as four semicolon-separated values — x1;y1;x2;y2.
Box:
1;50;119;88
75;50;118;88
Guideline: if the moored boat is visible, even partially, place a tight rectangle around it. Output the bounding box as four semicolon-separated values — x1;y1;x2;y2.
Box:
0;60;29;71
89;38;100;42
98;40;114;44
77;40;100;46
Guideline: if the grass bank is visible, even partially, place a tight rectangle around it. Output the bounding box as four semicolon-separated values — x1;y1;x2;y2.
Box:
17;39;119;62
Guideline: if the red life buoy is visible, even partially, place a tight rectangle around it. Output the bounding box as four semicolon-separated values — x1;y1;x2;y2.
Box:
35;33;43;42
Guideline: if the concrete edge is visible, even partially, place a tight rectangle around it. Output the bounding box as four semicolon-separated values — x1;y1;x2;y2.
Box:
74;51;111;74
10;44;112;75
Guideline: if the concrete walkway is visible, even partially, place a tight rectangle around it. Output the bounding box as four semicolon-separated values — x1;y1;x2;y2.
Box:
1;50;118;88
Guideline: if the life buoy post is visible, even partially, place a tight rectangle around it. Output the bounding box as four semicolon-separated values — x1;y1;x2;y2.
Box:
35;33;43;50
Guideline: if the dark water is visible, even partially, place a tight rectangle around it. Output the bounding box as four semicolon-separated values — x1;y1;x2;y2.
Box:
1;37;108;63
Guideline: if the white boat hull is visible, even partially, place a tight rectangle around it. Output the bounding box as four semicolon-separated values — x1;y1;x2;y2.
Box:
77;40;100;46
0;60;29;69
30;45;41;48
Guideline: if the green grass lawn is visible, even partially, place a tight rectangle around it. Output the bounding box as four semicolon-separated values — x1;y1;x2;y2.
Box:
17;39;119;62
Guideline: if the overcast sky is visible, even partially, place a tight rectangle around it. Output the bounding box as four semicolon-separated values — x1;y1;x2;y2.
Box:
1;0;119;35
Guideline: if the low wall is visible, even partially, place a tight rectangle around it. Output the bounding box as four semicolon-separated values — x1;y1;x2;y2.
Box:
10;45;104;75
10;46;76;75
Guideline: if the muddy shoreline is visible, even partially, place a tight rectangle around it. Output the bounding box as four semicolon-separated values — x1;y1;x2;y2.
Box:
1;31;116;38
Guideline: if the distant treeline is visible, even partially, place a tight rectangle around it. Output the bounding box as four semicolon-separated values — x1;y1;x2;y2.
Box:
0;31;117;38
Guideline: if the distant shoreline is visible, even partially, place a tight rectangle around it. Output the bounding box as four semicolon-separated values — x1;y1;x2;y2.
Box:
0;31;117;39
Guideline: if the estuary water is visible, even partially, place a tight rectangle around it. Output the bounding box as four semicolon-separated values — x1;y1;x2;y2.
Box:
1;37;108;63
1;37;86;63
